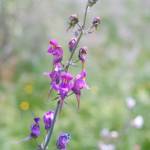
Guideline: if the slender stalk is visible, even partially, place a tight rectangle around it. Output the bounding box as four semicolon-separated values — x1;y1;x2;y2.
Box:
42;2;89;149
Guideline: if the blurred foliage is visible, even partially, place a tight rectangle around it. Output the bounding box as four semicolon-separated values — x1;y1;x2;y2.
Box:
0;0;150;149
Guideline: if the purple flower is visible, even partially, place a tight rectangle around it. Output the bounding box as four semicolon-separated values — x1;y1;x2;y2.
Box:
52;72;73;110
61;72;73;81
48;39;63;65
78;47;88;63
72;70;88;108
43;111;54;130
56;133;71;150
68;38;77;52
44;64;63;91
50;69;62;91
30;117;40;138
59;72;73;99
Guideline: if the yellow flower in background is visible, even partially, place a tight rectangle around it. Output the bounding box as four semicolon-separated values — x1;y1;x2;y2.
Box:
20;101;30;111
24;83;33;94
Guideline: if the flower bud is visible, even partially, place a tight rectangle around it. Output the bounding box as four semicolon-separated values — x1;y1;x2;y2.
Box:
78;47;88;62
92;16;101;29
43;111;54;130
68;38;77;52
88;0;98;7
68;14;79;30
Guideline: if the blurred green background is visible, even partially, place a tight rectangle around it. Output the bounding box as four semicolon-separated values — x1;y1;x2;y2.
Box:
0;0;150;149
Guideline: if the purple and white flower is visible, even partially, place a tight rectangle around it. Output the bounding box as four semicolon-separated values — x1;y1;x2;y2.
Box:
56;132;71;150
72;70;88;108
30;117;40;138
68;38;77;52
43;111;54;130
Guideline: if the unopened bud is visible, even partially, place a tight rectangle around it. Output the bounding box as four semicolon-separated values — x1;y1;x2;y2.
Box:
78;47;88;62
92;16;101;29
88;0;98;7
68;38;77;52
68;14;79;30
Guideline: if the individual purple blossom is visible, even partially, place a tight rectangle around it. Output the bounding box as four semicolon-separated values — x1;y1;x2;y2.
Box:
72;70;88;108
58;72;73;109
49;71;73;110
78;47;88;63
68;38;77;52
56;133;71;150
48;39;63;65
50;69;62;91
43;63;63;91
30;117;40;138
59;72;73;98
43;111;54;130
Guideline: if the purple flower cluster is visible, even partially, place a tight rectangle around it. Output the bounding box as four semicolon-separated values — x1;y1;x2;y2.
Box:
29;37;89;147
46;39;88;109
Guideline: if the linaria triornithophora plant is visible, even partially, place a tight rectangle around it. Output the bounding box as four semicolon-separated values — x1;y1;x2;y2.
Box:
23;0;100;149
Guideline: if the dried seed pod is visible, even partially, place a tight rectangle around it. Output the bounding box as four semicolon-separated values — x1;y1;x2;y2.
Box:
92;16;101;29
88;0;98;7
67;14;79;30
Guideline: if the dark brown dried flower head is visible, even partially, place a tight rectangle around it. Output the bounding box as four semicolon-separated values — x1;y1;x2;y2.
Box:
88;0;98;7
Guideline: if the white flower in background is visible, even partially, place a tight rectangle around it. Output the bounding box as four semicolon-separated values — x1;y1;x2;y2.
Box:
126;97;136;109
131;115;144;129
98;142;116;150
100;129;119;139
110;131;119;139
100;128;110;138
